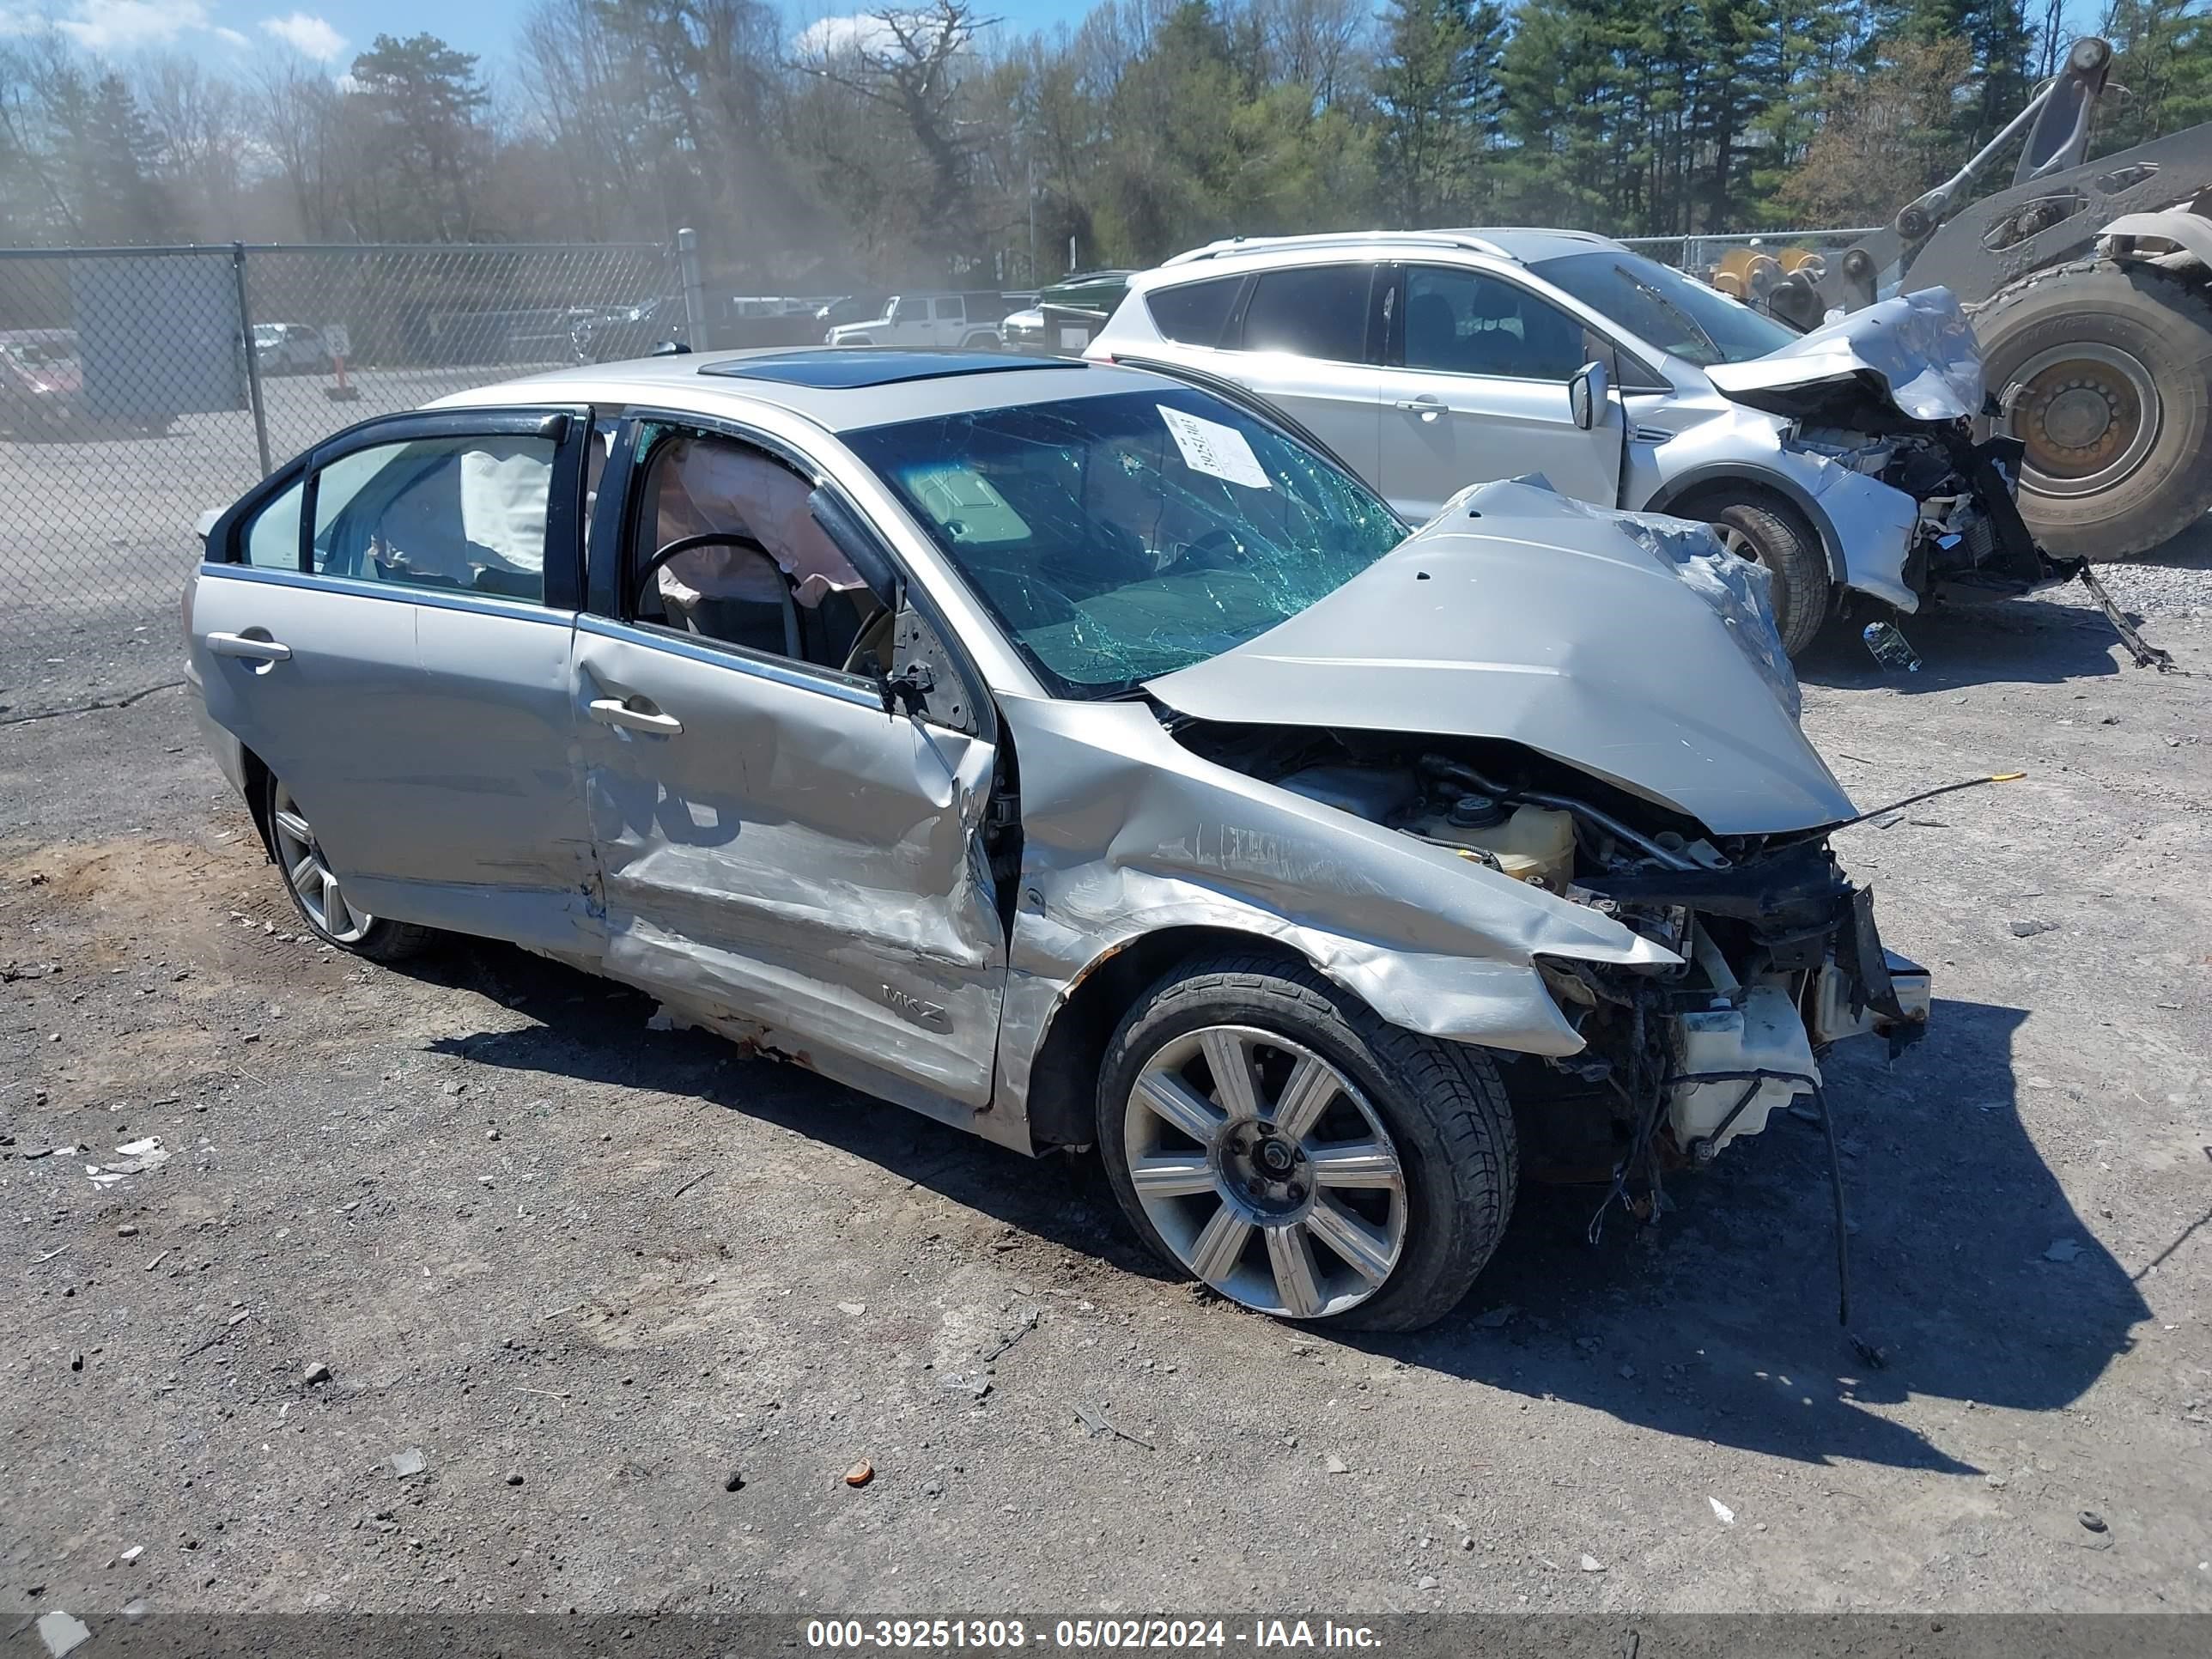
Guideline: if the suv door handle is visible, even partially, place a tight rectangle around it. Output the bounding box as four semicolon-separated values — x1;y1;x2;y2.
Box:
206;632;292;662
588;696;682;736
1394;396;1443;421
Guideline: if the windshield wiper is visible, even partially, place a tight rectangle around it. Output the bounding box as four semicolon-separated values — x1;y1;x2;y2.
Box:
1626;269;1723;362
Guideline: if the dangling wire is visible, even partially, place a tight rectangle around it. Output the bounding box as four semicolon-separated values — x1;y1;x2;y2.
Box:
1825;771;2027;831
1812;1083;1887;1370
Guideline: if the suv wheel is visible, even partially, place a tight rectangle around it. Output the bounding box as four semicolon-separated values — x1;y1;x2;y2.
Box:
265;774;434;961
1698;497;1832;656
1097;951;1517;1332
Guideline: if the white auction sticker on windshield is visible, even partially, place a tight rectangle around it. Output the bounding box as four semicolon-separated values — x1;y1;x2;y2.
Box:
1158;406;1271;490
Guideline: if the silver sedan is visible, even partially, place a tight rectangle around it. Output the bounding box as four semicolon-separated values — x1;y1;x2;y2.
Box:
184;347;1925;1331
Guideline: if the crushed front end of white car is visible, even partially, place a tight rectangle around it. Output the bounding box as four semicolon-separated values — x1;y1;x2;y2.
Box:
1698;289;2063;608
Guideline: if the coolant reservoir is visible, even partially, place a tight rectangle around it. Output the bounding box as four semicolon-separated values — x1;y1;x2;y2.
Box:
1417;794;1576;890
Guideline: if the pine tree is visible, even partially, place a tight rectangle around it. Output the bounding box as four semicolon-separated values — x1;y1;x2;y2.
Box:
2100;0;2212;149
1373;0;1507;224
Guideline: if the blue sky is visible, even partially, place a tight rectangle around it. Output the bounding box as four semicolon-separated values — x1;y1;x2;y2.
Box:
3;1;1088;75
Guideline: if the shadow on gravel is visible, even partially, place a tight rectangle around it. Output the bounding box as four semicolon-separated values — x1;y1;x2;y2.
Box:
1795;597;2132;694
412;939;1161;1278
411;941;2147;1475
1359;995;2152;1474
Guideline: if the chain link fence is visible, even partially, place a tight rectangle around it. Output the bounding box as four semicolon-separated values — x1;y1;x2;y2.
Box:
1;240;674;720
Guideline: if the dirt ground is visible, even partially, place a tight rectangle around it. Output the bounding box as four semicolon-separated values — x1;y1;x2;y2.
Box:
3;567;2209;1622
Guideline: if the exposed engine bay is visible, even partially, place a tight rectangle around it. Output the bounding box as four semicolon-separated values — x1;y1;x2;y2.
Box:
1173;720;1933;1195
1794;421;2050;600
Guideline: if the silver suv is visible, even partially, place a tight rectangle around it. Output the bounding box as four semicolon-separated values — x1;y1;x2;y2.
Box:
1091;229;2054;654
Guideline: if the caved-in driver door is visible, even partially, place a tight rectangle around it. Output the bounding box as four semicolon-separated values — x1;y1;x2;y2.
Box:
574;419;1007;1118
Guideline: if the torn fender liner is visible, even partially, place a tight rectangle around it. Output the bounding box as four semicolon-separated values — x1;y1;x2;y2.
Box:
1143;480;1855;836
1705;287;1984;425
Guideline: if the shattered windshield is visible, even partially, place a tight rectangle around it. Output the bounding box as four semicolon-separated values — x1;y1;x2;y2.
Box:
1533;250;1797;367
846;388;1407;697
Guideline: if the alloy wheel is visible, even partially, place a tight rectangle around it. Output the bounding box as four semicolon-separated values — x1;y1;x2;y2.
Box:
270;781;373;945
1124;1024;1407;1319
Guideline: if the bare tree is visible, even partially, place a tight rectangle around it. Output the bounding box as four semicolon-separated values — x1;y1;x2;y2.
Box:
250;55;345;240
137;54;248;233
800;3;1003;262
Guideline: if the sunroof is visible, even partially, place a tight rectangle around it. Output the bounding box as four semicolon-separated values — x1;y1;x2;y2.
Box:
700;349;1080;390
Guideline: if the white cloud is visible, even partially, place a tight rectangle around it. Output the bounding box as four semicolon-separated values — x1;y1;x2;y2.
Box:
258;9;345;61
214;24;247;46
55;0;212;50
795;14;896;59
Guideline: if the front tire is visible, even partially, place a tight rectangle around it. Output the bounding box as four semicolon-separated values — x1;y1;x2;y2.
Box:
264;773;434;961
1697;497;1832;657
1097;950;1517;1332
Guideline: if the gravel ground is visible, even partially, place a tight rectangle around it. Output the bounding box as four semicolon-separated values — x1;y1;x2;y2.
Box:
2;570;2209;1621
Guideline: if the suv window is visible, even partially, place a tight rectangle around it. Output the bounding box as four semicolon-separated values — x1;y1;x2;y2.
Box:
1146;276;1241;347
629;425;878;675
310;434;556;602
936;296;964;322
1401;266;1586;382
1239;264;1375;364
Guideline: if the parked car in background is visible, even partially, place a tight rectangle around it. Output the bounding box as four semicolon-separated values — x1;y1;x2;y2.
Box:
815;292;893;331
1091;230;2064;654
182;345;1924;1333
0;329;82;434
252;323;331;375
568;295;688;362
825;291;1012;349
726;296;825;349
1004;270;1133;354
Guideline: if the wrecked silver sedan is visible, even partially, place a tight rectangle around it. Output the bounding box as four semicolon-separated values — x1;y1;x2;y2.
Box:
183;348;1927;1331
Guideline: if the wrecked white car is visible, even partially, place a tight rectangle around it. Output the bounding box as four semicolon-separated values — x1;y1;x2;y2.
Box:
1092;232;2062;655
183;347;1926;1332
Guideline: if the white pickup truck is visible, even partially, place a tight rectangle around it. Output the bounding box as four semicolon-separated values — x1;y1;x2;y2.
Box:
823;291;1013;349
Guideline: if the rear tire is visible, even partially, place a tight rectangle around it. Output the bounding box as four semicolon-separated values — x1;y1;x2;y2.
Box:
1097;950;1517;1332
1977;260;2212;557
263;771;434;962
1691;496;1832;656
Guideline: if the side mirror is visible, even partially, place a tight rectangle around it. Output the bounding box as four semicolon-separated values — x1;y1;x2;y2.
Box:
1569;360;1610;431
806;487;900;606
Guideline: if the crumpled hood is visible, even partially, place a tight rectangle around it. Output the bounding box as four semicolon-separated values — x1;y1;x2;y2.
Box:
1145;481;1856;836
1705;286;1984;425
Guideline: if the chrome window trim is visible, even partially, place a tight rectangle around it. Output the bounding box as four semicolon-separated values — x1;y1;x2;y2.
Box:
194;561;575;627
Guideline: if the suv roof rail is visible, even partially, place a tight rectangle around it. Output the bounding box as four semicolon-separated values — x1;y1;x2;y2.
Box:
1159;226;1626;269
1161;229;1522;266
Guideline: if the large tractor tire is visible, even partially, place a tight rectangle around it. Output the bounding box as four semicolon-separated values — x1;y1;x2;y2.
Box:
1978;259;2212;557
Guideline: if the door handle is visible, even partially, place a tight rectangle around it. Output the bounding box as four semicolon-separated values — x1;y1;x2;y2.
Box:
588;696;683;736
1394;396;1444;421
206;632;292;662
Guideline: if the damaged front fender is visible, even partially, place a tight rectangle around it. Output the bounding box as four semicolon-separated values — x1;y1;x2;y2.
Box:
1646;402;1923;612
991;695;1681;1135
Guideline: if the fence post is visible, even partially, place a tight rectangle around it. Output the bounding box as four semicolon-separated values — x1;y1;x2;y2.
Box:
232;241;272;477
677;228;707;352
